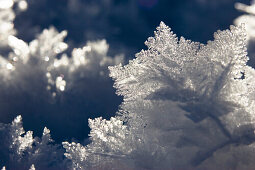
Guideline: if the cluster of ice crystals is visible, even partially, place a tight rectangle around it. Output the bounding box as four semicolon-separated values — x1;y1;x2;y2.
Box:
63;22;255;169
0;25;124;99
235;1;255;41
9;115;33;155
1;0;255;169
63;116;138;169
0;115;67;169
234;1;255;66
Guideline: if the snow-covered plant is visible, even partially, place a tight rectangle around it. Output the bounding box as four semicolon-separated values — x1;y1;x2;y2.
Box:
0;115;67;169
64;22;255;169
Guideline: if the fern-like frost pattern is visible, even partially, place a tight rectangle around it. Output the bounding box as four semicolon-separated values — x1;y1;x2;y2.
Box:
64;22;255;169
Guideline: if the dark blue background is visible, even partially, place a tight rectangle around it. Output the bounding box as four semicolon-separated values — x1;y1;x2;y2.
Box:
15;0;250;57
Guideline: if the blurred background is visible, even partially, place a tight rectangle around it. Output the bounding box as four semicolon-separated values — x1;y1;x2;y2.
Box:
15;0;251;57
1;0;251;143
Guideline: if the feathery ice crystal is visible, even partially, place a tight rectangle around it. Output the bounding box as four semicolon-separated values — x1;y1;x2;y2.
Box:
1;0;255;169
64;22;255;169
235;1;255;41
0;115;67;169
234;1;255;66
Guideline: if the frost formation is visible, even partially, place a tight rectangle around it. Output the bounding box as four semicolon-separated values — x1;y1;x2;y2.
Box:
235;1;255;41
0;25;123;141
234;1;255;65
64;22;255;169
0;115;67;169
2;27;123;97
0;0;124;142
1;0;255;169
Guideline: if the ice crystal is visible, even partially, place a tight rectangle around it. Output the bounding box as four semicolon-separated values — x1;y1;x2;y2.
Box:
234;1;255;66
63;117;137;169
64;22;255;169
0;25;123;97
0;116;67;169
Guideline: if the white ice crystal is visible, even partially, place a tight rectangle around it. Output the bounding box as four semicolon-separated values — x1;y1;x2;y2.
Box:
0;115;67;169
9;115;33;155
63;117;137;169
234;1;255;41
0;1;125;165
64;22;255;169
234;1;255;67
0;0;27;48
1;26;123;96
